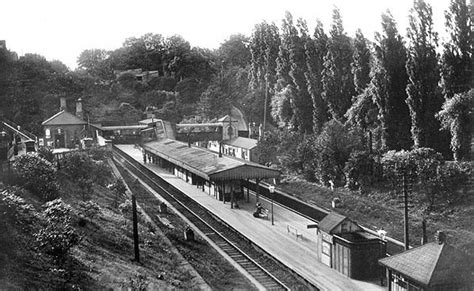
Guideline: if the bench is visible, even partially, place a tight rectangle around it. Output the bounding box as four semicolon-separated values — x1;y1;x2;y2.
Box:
287;225;303;240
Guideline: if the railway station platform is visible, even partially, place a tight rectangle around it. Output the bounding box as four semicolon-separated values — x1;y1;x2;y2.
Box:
116;144;384;291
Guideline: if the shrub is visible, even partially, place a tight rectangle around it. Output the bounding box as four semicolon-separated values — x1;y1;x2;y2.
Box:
344;150;375;192
35;199;80;264
0;186;38;231
88;147;111;161
77;200;100;221
313;120;363;186
12;153;59;201
382;148;470;210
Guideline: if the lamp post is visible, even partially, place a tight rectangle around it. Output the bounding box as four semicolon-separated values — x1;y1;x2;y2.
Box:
269;185;275;225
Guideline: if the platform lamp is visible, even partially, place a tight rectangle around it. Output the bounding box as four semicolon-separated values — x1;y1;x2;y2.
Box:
269;185;275;225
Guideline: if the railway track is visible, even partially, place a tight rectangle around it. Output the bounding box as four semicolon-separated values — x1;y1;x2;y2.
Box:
113;148;316;290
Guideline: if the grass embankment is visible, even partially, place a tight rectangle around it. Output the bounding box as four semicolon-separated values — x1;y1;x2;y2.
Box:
278;175;474;254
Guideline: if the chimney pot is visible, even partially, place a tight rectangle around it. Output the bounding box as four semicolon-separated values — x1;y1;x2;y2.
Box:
76;98;83;119
60;97;67;111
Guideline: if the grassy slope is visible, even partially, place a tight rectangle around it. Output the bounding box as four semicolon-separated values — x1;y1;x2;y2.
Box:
0;172;211;289
278;175;474;254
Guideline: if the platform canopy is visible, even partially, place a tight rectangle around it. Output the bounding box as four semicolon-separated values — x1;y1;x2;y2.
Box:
142;139;280;182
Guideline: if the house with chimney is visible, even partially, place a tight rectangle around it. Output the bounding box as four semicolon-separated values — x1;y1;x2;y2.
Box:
379;231;472;291
41;97;89;148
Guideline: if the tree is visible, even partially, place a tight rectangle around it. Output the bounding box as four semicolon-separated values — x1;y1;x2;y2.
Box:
440;0;472;98
305;20;329;134
406;0;446;153
12;153;59;201
249;21;281;125
351;29;371;95
372;11;412;150
77;49;112;78
288;18;314;133
437;89;473;160
322;7;355;121
218;34;251;68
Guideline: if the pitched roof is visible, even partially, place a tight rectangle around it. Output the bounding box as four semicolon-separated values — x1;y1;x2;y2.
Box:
318;212;351;234
222;137;258;150
42;111;87;126
379;242;472;287
142;139;280;181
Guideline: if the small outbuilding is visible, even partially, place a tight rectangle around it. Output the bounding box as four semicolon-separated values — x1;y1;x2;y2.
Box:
379;231;472;291
316;212;386;280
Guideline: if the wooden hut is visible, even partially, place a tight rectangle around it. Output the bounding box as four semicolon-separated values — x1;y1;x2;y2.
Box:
316;212;386;280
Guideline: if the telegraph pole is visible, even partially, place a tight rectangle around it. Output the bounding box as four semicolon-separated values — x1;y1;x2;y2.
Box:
132;194;140;262
403;174;409;250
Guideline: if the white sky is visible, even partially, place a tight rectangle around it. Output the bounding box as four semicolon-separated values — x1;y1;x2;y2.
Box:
1;0;450;69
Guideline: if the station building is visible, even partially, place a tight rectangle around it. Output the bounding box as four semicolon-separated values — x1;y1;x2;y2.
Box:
140;138;280;206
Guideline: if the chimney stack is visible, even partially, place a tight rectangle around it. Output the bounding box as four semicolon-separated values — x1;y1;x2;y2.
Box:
435;230;446;244
60;97;67;111
76;98;83;119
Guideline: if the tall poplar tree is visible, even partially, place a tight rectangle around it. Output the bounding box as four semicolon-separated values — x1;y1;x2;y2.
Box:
288;18;314;133
440;0;472;98
272;12;297;128
305;20;329;134
406;0;445;151
372;11;412;150
249;21;280;124
322;7;355;121
351;29;371;95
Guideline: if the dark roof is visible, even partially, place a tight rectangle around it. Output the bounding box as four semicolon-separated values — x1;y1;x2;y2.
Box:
222;137;258;150
42;111;87;126
100;125;147;131
318;212;355;234
142;139;280;181
379;242;472;287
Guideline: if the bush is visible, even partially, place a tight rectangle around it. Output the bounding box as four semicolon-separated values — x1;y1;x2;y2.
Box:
12;153;59;201
0;186;38;231
313;120;363;186
88;147;111;161
344;150;375;192
382;148;470;210
35;199;80;264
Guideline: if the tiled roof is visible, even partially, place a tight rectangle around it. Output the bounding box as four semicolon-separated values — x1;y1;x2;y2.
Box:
42;111;87;126
318;212;349;234
142;139;280;181
223;137;258;150
379;242;472;286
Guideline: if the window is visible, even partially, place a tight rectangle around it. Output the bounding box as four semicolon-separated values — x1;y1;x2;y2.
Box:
45;128;51;139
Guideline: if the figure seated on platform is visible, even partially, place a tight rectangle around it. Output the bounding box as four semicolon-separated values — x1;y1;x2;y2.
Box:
253;203;268;218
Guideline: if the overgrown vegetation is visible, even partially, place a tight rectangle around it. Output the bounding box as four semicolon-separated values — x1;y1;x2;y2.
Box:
3;147;243;289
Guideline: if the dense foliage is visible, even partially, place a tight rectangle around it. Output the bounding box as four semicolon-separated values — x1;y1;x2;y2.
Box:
0;0;471;199
12;153;59;201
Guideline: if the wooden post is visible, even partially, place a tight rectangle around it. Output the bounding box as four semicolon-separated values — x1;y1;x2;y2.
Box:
132;195;140;262
246;179;249;202
231;188;234;209
222;182;225;204
403;174;409;250
256;178;260;203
